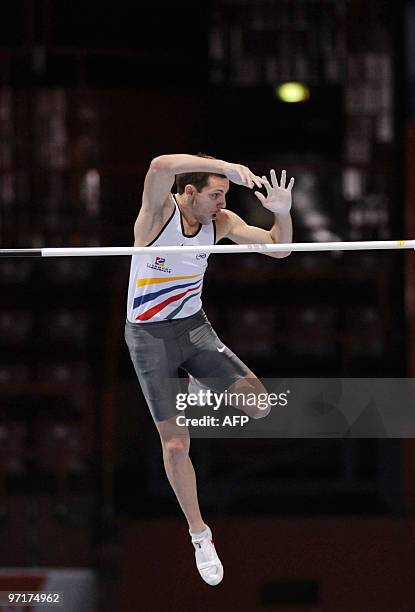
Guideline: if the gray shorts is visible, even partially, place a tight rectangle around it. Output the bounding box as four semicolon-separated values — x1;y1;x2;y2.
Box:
124;309;251;421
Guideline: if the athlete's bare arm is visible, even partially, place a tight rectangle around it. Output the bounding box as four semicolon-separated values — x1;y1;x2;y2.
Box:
133;154;263;246
215;169;294;259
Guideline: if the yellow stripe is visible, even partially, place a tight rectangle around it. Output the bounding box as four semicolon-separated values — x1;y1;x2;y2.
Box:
137;273;202;288
396;240;406;247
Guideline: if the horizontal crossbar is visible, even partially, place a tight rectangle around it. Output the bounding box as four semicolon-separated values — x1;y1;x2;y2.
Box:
0;240;414;258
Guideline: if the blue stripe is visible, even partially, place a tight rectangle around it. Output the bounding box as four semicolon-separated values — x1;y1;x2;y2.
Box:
133;278;201;309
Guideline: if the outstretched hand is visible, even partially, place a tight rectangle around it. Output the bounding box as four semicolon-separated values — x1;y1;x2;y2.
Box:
254;169;294;215
223;162;263;190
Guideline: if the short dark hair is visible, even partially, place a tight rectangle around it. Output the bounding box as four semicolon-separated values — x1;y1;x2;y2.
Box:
175;153;226;194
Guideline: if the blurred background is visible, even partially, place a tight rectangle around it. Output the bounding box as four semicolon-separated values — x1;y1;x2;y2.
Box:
1;0;415;610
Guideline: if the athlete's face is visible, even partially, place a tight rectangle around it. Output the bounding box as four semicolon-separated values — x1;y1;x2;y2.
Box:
188;176;229;225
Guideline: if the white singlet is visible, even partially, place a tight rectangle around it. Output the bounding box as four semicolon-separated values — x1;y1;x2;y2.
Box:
126;195;216;323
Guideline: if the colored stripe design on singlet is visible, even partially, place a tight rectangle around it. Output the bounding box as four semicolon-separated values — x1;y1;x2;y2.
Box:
136;273;201;288
166;293;199;319
134;273;203;321
133;278;201;309
136;284;202;321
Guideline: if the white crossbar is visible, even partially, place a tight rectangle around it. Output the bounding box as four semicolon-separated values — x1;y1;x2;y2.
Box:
0;240;414;258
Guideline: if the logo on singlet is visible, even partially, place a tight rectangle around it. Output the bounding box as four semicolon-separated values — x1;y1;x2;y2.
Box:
196;253;207;260
146;256;172;273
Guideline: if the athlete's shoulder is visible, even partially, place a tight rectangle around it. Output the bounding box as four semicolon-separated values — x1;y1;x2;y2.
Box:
134;195;175;246
214;209;245;241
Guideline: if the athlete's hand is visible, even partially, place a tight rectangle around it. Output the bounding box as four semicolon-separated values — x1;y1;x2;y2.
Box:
223;162;263;190
254;169;294;215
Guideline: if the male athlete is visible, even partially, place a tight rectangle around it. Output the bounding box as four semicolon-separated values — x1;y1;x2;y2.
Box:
125;153;294;586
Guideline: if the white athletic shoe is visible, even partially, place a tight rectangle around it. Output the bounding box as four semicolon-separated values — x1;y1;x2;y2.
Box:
191;526;224;586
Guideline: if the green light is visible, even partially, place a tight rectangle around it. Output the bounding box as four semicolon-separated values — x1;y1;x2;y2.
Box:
275;82;310;103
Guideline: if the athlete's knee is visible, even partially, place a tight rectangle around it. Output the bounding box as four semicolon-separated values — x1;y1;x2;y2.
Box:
229;376;271;419
251;380;271;419
162;436;190;464
250;402;271;419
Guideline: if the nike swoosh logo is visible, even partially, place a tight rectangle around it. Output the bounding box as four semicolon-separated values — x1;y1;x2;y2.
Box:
217;346;226;352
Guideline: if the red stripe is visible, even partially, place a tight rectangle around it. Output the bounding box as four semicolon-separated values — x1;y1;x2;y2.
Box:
136;284;201;321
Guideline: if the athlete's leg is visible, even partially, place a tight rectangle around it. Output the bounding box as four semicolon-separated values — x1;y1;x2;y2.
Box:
226;372;271;419
154;411;223;586
154;414;205;533
125;315;223;585
181;312;271;419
